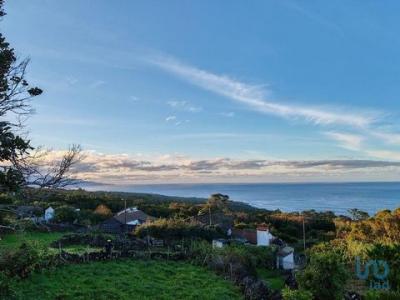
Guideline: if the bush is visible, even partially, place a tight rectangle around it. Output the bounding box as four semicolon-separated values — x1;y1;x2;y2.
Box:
367;243;400;291
188;241;272;299
54;206;78;223
0;242;46;278
94;204;112;217
0;271;16;299
135;218;223;241
365;290;400;300
296;250;349;300
282;287;313;300
0;193;14;204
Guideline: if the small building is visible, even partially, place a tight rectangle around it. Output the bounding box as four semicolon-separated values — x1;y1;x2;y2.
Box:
44;207;55;222
100;207;155;234
256;226;274;246
212;238;229;248
232;228;257;244
277;246;295;270
232;227;274;246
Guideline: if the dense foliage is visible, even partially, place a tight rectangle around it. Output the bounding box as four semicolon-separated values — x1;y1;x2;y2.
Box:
135;218;223;242
296;250;349;300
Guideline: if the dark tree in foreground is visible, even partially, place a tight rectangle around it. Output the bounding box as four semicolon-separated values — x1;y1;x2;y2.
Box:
0;1;80;193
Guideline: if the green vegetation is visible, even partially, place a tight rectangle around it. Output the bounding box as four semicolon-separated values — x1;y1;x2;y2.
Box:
282;287;313;300
296;250;349;300
256;269;285;291
0;232;64;251
14;259;242;300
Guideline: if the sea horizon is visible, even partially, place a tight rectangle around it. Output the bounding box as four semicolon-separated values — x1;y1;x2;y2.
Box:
83;181;400;216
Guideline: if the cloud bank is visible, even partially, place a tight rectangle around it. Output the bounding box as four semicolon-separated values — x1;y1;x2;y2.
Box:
43;150;400;185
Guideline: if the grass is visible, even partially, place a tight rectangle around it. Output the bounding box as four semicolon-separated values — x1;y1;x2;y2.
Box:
0;231;64;251
15;259;243;300
257;268;286;291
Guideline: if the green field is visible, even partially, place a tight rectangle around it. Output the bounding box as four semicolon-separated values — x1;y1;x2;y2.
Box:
14;259;242;300
0;231;64;251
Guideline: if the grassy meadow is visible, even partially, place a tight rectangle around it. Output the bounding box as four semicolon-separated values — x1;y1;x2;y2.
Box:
14;259;242;300
0;231;64;251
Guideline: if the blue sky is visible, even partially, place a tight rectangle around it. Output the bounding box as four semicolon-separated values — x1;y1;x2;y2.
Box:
3;1;400;183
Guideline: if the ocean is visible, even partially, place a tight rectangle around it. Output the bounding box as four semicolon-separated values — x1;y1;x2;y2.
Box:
86;182;400;215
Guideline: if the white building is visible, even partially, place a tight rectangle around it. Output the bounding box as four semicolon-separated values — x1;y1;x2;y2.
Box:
44;207;55;222
212;239;229;249
277;246;295;270
256;226;274;246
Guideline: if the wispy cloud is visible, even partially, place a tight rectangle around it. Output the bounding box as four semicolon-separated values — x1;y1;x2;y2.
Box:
167;100;202;112
165;115;176;122
149;56;376;128
371;131;400;146
220;112;235;118
324;131;364;151
89;80;106;89
280;0;343;36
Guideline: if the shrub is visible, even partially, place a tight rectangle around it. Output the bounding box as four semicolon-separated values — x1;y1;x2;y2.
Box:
282;287;313;300
135;218;222;241
241;276;270;300
94;204;112;217
54;206;78;223
0;242;45;278
0;193;14;204
296;250;349;300
365;290;400;300
367;243;400;291
0;271;16;299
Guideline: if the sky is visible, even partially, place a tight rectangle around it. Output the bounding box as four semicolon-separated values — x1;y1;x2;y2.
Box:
3;0;400;184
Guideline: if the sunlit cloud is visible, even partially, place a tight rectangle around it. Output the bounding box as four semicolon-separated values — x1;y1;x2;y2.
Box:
39;150;400;185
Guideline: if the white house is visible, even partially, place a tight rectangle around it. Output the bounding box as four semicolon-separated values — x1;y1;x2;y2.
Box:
44;207;55;222
256;226;274;246
277;246;295;270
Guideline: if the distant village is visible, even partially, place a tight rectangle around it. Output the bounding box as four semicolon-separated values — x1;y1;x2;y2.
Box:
4;202;296;271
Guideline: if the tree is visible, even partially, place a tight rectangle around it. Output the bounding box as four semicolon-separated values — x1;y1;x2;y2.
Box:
0;1;80;193
94;204;112;217
198;193;229;225
367;243;400;291
296;250;349;300
348;208;369;221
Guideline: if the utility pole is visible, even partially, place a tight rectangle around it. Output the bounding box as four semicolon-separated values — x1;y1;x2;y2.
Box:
302;214;306;252
123;198;127;233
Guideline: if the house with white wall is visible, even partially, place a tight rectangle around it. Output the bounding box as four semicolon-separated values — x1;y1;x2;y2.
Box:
256;226;274;246
44;207;55;222
276;246;295;270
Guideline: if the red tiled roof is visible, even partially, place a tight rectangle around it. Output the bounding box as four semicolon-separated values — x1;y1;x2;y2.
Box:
232;228;257;244
256;226;269;231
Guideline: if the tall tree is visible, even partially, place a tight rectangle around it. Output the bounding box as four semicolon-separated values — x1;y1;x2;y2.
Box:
199;193;229;225
0;1;80;193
